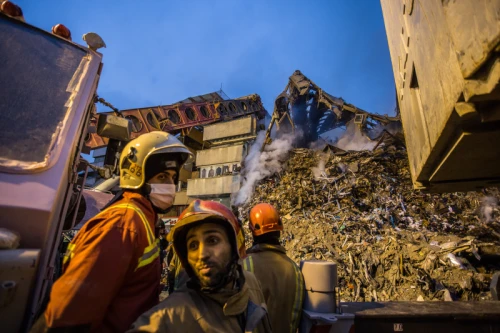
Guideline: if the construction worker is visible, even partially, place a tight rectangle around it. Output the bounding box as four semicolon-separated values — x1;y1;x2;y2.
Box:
243;203;305;333
129;200;272;332
30;131;193;333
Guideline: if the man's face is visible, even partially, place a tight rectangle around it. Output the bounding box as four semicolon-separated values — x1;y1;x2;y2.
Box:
148;169;177;185
186;222;232;288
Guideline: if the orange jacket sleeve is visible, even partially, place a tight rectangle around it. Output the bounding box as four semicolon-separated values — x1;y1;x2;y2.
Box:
45;221;138;328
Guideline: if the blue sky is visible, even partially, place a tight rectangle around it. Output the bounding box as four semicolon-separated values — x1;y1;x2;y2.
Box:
18;0;396;116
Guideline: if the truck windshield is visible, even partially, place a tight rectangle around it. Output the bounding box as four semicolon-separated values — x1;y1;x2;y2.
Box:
0;16;87;169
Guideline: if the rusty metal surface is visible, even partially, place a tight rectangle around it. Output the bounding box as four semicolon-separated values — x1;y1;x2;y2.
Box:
85;93;267;149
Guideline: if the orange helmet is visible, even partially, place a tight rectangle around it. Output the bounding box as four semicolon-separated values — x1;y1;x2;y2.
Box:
168;200;246;276
249;203;283;236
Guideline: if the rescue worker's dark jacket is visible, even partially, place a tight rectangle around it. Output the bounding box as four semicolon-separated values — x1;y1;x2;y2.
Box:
166;248;189;293
129;269;272;333
41;192;161;332
243;243;305;333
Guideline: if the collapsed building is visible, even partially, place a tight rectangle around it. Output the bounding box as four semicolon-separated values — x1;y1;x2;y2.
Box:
57;66;500;304
235;71;500;302
82;71;499;303
84;70;403;219
265;70;401;148
84;70;400;216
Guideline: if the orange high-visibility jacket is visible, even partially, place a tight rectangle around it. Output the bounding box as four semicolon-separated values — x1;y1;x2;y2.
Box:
45;192;161;332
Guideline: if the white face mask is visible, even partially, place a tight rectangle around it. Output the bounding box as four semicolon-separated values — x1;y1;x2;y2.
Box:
149;184;176;210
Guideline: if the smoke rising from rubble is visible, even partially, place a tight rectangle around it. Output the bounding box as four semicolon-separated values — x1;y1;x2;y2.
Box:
244;143;500;301
311;153;327;180
233;131;298;206
481;196;498;223
335;120;377;151
320;120;403;152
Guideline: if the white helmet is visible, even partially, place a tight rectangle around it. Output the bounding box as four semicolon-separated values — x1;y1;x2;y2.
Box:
119;131;193;189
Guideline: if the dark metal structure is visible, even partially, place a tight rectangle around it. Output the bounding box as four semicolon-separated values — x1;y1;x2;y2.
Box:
265;70;400;147
85;92;267;149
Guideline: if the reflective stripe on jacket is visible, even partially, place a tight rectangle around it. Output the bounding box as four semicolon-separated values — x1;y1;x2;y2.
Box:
46;192;161;333
243;243;305;333
64;202;160;270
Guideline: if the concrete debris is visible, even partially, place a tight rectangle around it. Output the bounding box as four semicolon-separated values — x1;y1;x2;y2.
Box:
241;139;500;301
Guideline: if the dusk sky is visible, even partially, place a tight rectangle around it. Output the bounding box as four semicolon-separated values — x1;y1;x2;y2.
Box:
18;0;396;116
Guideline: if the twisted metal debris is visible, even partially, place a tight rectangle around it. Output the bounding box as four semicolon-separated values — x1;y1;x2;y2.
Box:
264;70;400;147
241;139;500;302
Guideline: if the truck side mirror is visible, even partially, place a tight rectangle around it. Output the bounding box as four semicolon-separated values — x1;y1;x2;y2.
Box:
96;114;132;141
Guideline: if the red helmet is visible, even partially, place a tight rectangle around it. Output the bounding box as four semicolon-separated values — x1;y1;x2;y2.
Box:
168;200;246;275
249;203;283;236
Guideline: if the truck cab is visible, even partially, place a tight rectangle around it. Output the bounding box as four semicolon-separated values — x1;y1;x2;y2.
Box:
0;12;103;332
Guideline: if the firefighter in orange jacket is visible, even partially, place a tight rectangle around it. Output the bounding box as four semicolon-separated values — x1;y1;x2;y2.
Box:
30;131;193;333
243;203;305;333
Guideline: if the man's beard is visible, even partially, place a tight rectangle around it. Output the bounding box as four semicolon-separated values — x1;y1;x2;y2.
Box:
194;260;230;288
191;259;239;292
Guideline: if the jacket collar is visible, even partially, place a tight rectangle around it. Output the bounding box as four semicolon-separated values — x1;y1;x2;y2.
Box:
247;243;286;254
121;191;156;215
199;264;249;316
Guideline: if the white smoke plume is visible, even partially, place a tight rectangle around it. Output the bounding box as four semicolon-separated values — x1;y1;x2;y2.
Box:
335;120;377;151
480;196;498;223
311;152;328;180
233;131;297;206
308;140;328;151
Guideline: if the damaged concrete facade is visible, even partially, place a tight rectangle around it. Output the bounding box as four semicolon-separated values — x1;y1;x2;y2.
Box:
186;116;260;207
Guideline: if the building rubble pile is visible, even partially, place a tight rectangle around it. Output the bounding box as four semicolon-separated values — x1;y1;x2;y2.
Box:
241;139;500;302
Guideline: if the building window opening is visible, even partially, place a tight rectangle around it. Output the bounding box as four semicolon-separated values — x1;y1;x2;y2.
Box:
125;115;142;132
167;110;181;124
185;107;197;121
200;106;210;118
